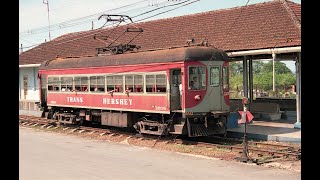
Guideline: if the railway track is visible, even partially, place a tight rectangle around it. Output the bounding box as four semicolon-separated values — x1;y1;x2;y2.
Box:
19;115;301;163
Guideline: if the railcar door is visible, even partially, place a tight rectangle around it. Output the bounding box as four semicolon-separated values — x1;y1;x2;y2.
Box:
40;75;47;108
170;69;181;110
207;66;222;110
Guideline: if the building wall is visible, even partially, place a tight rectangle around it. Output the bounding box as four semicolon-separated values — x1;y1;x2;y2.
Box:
19;67;40;101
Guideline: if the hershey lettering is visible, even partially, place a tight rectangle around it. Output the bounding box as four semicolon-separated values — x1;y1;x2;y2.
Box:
102;98;132;106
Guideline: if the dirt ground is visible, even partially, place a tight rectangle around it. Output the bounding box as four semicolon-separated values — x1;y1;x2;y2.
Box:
21;125;301;173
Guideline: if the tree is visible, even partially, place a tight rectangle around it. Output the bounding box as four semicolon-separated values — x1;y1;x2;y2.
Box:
262;61;292;74
230;74;243;90
230;61;265;76
254;72;273;91
276;73;296;90
229;62;243;76
252;61;264;74
229;60;296;98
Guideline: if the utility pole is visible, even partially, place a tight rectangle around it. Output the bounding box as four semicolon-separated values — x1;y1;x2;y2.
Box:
43;0;51;41
272;52;276;93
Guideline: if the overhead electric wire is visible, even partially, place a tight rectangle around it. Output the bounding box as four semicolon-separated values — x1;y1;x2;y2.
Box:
134;0;199;23
131;0;192;19
19;0;150;36
20;0;200;51
19;0;180;37
19;0;188;38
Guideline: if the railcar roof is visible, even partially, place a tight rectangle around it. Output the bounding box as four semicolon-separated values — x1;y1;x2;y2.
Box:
39;46;229;70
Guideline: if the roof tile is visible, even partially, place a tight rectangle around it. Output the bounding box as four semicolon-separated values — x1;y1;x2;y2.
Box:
20;0;300;65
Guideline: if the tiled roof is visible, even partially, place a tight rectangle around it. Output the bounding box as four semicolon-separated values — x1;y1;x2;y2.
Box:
19;0;301;65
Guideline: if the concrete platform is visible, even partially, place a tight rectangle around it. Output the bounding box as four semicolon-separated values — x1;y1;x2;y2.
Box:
227;111;301;143
19;100;43;117
19;110;43;117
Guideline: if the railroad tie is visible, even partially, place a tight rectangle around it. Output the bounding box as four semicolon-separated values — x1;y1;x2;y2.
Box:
71;128;79;132
99;132;107;136
46;125;53;129
31;123;39;127
120;136;131;145
108;133;115;136
22;122;29;126
89;131;96;134
78;130;86;134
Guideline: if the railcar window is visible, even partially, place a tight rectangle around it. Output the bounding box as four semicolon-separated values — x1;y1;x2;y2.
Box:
61;77;73;91
47;77;60;91
125;75;144;93
210;67;220;87
74;77;89;92
146;74;167;93
188;66;206;90
134;75;144;92
106;76;123;93
223;66;229;90
106;76;114;92
114;75;123;92
90;76;105;92
146;75;154;92
156;74;166;92
125;75;133;92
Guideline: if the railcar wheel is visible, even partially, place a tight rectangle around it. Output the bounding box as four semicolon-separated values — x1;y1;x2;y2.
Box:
219;116;227;138
133;122;141;134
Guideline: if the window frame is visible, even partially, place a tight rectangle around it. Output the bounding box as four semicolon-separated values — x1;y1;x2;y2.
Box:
74;76;89;92
60;77;73;92
90;76;105;93
188;66;206;90
146;74;167;93
209;66;220;87
47;76;60;92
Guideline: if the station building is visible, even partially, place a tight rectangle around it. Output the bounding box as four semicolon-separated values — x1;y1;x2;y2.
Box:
19;0;301;128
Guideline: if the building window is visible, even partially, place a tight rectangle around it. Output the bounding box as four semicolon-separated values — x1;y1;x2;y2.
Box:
23;75;28;99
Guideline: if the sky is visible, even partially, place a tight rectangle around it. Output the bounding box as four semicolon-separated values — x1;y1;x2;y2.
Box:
19;0;301;72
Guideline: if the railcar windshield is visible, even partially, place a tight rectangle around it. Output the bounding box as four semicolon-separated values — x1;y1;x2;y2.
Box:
210;67;220;87
188;66;206;90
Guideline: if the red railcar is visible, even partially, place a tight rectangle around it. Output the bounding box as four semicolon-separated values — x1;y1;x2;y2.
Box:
38;46;230;137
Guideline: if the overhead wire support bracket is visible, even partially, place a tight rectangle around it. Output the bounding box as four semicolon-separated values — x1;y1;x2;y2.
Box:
126;27;143;33
95;14;143;55
98;14;133;23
